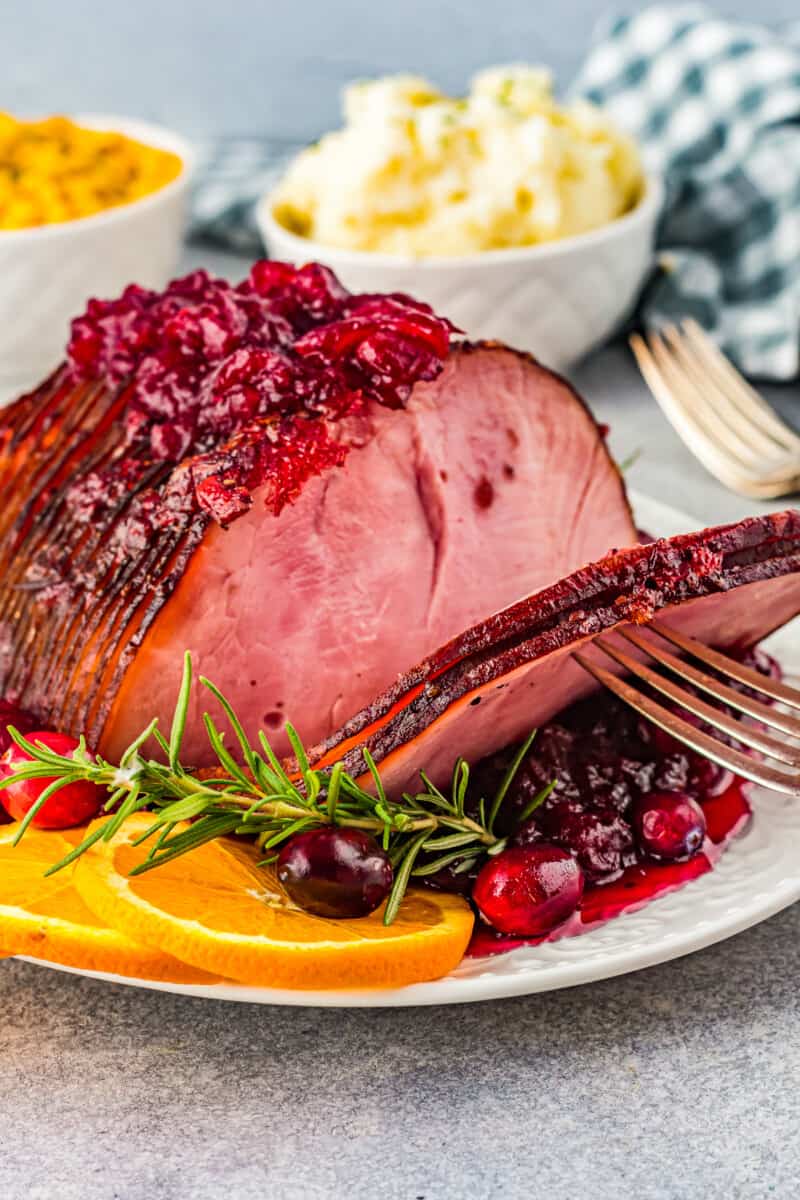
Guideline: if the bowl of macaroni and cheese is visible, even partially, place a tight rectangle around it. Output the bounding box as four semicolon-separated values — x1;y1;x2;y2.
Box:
0;114;192;401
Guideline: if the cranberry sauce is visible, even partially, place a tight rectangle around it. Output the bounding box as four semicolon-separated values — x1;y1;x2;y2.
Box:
65;263;455;527
465;645;778;957
468;780;750;957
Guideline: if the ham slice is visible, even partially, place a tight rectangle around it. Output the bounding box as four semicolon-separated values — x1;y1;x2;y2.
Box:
0;343;635;761
305;511;800;795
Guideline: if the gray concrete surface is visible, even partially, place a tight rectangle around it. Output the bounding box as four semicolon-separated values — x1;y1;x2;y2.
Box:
2;903;800;1200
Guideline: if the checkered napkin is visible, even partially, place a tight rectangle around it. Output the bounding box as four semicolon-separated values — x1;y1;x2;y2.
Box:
189;136;300;255
188;5;800;380
573;4;800;380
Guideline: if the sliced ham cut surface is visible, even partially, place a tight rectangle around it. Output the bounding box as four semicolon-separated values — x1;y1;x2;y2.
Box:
0;343;635;762
305;511;800;796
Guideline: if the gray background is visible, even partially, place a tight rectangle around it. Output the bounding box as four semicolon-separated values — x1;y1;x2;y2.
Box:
3;0;799;139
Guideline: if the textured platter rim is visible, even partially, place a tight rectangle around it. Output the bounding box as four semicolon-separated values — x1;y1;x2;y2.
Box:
17;871;799;1008
14;491;800;1006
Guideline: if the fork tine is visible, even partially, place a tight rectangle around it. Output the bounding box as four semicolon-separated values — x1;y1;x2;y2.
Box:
649;621;800;710
572;651;800;796
615;626;800;738
646;330;765;471
630;332;800;499
682;319;800;453
593;634;800;766
663;324;795;462
629;334;789;497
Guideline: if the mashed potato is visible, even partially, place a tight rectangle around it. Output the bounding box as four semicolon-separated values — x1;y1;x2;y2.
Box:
271;66;644;257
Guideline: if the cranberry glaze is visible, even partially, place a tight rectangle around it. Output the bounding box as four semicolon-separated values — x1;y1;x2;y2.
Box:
66;262;454;530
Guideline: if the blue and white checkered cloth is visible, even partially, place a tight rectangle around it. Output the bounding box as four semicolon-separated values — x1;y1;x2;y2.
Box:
190;137;298;255
189;5;800;380
574;5;800;381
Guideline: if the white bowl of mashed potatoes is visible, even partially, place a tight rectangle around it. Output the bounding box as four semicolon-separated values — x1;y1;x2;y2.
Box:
259;67;661;369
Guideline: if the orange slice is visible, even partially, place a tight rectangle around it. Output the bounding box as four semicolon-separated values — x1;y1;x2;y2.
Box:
0;823;218;983
74;814;474;989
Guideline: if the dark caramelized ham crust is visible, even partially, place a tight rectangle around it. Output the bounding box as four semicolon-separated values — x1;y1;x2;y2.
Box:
304;511;800;795
0;344;635;760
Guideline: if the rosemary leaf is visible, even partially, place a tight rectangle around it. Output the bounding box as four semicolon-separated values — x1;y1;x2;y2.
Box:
304;769;322;807
383;830;431;926
362;747;387;808
200;675;260;777
419;830;481;852
45;821;114;876
0;763;75;789
100;785;148;841
417;771;449;809
453;855;480;875
518;778;557;823
152;793;218;825
168;652;192;772
147;819;178;861
485;838;508;856
403;789;454;815
430;814;480;834
257;731;303;801
151;728;172;759
119;718;160;770
128;814;243;875
258;816;318;851
412;847;477;877
203;712;254;791
131;816;168;848
326;761;343;823
284;722;310;777
12;776;83;845
487;727;538;833
452;758;470;817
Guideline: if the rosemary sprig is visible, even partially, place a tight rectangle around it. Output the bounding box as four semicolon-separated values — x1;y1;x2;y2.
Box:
0;652;551;924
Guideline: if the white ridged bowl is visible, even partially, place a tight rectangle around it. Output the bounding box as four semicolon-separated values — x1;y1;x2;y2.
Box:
258;175;662;371
0;115;193;403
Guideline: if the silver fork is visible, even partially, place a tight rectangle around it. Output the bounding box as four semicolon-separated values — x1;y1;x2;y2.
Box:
630;319;800;499
573;621;800;797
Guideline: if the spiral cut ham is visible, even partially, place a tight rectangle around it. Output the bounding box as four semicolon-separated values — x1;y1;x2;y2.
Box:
305;511;800;796
0;342;634;761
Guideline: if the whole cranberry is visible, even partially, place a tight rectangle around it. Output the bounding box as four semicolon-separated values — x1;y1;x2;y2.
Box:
543;804;634;881
731;645;782;700
472;845;584;937
419;856;478;896
643;713;735;799
644;722;692;760
0;699;36;757
0;731;105;828
651;752;691;794
688;754;734;799
277;827;393;918
510;817;546;848
632;791;707;862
